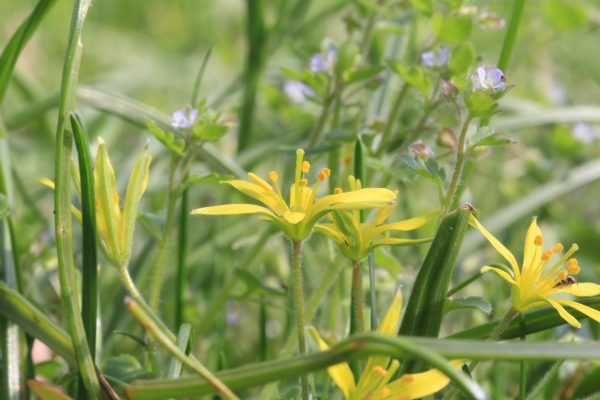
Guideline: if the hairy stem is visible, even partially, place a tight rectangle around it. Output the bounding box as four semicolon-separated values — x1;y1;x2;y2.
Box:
441;114;473;216
291;240;309;400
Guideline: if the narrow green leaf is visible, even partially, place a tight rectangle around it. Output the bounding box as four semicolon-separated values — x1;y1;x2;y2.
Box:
0;0;58;104
191;48;214;107
399;206;472;372
166;324;192;379
497;0;527;71
27;380;73;400
53;0;101;397
70;112;98;362
0;281;75;365
445;297;493;316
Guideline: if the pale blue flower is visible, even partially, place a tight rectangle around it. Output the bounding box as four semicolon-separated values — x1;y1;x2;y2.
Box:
474;65;506;91
422;46;450;68
572;123;597;144
284;81;315;104
171;108;199;129
310;49;336;73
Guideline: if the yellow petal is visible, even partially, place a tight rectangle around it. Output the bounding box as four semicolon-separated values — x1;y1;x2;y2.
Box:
283;210;306;224
546;299;581;328
374;206;396;225
372;237;433;247
374;210;438;235
247;172;273;191
470;215;521;280
559;282;600;297
192;204;276;218
309;188;396;223
522;217;542;276
315;223;346;245
553;298;600;325
382;361;464;399
309;328;355;399
224;180;286;213
481;266;517;285
378;291;403;336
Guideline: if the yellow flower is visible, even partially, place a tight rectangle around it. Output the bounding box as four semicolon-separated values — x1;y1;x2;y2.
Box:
471;216;600;328
310;292;462;399
192;149;397;241
315;176;436;261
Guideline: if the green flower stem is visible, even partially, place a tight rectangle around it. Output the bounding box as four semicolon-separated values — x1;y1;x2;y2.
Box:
441;114;474;217
368;252;378;330
175;183;189;328
149;153;180;311
375;83;409;157
351;260;365;335
307;78;342;148
291;240;309;400
126;298;239;400
497;0;527;71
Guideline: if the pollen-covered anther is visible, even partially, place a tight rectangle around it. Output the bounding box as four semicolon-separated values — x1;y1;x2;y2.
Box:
334;187;343;194
373;365;387;377
567;258;580;275
113;192;120;205
399;375;414;383
553;243;564;253
558;270;568;280
541;249;553;261
318;168;331;181
302;161;311;174
534;235;543;246
268;171;278;183
299;179;308;187
379;388;391;398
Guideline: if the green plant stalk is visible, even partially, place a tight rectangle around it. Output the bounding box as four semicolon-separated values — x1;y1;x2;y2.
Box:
525;361;562;400
291;240;309;400
368;252;377;330
166;323;192;379
307;77;343;148
441;114;473;217
53;0;101;397
519;313;527;400
497;0;527;71
375;83;409;156
150;154;180;311
447;270;484;297
350;261;365;335
237;0;266;152
71;113;98;359
175;184;188;329
126;298;239;400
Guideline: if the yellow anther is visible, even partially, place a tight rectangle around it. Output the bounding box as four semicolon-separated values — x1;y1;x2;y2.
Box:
334;187;343;194
302;161;311;174
373;366;387;377
379;388;391;398
399;375;414;383
567;258;580;275
268;171;278;183
299;179;308;187
343;156;353;166
554;243;564;253
113;192;120;206
355;179;362;190
534;235;544;246
541;249;553;261
318;168;331;181
558;270;568;280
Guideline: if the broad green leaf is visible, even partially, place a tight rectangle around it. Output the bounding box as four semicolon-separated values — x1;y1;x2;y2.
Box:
449;44;475;76
466;91;496;117
411;0;434;16
433;13;473;43
146;121;185;156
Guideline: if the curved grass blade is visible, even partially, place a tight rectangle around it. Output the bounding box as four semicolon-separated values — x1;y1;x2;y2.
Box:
53;0;101;398
127;333;488;400
70;113;98;361
0;0;58;104
0;281;75;365
497;0;527;71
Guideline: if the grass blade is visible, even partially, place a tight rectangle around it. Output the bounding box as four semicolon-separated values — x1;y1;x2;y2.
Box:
166;324;193;380
0;0;58;104
53;0;101;398
497;0;527;71
70;113;98;360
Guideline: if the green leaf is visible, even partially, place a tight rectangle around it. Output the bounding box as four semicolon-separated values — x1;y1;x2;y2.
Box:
387;62;431;97
449;44;475;76
399;206;473;372
542;0;588;31
445;297;493;316
466;91;496;117
411;0;434;16
146;121;185;156
0;193;9;219
27;380;73;400
193;121;228;142
373;247;402;273
469;126;514;149
433;13;473;43
102;354;153;383
234;269;287;298
344;65;385;85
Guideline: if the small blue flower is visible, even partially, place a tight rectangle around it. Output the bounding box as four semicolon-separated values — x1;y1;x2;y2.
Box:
572;123;597;144
474;65;506;91
284;81;315;104
171;108;199;129
310;49;336;73
422;46;450;68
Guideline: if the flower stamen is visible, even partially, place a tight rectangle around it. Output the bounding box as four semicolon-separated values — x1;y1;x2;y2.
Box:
554;243;564;253
567;258;580;275
534;235;543;246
